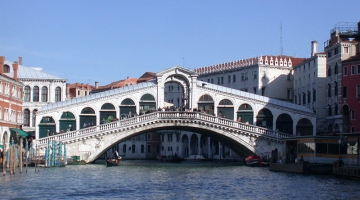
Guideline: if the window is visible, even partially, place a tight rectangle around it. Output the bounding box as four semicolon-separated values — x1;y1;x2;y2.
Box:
141;145;144;153
221;77;224;84
77;90;80;95
233;74;236;82
24;86;31;102
303;93;306;104
253;87;257;94
358;65;360;74
23;109;30;126
3;65;10;73
41;86;48;102
335;104;338;115
351;110;355;120
123;144;126;153
228;76;231;83
328;105;332;116
313;90;316;101
132;144;135;153
328;50;332;58
217;77;220;85
32;86;39;102
241;73;244;81
147;145;151;153
344;47;349;53
343;86;348;98
307;91;311;103
327;65;331;77
55;87;61;102
287;89;291;100
253;71;257;79
147;133;151;140
167;133;172;142
334;63;338;74
344;67;348;76
357;85;360;98
351;65;355;75
334;82;338;96
328;84;331;97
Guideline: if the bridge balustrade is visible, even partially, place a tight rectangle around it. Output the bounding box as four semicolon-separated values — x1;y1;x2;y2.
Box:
36;111;291;148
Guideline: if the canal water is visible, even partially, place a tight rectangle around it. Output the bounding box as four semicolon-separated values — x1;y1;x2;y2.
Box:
1;160;359;199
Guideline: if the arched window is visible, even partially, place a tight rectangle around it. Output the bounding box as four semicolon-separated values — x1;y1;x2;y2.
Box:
33;86;39;102
23;109;30;126
132;144;135;153
55;87;61;102
41;86;48;102
24;86;31;102
3;65;10;73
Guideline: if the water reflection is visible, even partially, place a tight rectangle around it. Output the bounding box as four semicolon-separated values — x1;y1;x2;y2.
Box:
1;161;360;199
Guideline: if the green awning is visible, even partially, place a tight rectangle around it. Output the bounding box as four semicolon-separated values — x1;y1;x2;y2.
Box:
10;128;29;137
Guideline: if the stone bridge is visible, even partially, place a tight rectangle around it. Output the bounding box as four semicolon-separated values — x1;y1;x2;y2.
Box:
36;111;290;163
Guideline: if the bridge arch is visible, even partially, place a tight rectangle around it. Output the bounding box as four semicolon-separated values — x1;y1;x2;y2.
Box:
120;98;136;118
140;93;156;114
276;113;293;135
256;108;273;129
80;107;96;129
38;116;56;138
217;98;234;120
59;111;76;133
237;103;254;124
296;118;313;136
100;103;116;124
197;94;215;115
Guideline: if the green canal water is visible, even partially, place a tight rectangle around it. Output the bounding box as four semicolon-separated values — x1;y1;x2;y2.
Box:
1;160;359;199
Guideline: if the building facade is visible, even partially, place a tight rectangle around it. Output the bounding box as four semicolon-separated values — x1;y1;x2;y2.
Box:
293;41;328;134
0;56;24;147
194;55;306;102
341;53;360;132
324;22;360;133
4;56;67;136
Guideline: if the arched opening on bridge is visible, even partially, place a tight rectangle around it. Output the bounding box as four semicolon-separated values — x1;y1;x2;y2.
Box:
100;103;116;124
217;99;234;120
237;103;253;124
276;113;293;135
256;108;273;129
197;94;214;115
164;82;184;109
38;116;56;138
80;107;96;129
140;94;156;114
296;118;313;136
59;111;76;132
163;74;191;109
342;104;350;132
190;134;199;155
182;134;189;157
120;98;136;119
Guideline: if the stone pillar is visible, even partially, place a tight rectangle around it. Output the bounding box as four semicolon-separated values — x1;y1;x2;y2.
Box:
207;137;211;159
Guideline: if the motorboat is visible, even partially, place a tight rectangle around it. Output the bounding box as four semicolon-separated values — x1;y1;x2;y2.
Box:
245;154;269;167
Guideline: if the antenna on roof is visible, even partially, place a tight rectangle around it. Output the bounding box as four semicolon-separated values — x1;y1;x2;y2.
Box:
280;21;283;56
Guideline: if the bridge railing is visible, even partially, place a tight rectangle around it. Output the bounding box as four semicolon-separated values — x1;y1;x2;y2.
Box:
36;111;291;147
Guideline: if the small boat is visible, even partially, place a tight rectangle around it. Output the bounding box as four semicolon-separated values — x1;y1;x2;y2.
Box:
167;155;183;163
245;154;269;167
105;158;121;167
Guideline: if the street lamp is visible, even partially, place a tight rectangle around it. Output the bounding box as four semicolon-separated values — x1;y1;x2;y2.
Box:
68;124;72;131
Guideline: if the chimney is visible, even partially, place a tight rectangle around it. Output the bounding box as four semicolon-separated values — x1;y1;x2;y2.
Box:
0;56;4;74
95;81;99;89
12;61;18;81
311;40;318;57
18;56;22;65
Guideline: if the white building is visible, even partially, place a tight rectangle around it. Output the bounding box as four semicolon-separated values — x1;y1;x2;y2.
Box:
194;55;306;102
293;41;327;134
4;57;67;136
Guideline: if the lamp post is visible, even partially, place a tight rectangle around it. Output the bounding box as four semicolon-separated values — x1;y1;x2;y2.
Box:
47;129;50;137
68;124;72;132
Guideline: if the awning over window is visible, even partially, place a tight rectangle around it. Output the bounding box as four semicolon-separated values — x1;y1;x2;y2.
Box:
10;128;29;137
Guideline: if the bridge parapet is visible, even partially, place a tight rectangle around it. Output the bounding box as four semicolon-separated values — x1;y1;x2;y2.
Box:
37;111;291;149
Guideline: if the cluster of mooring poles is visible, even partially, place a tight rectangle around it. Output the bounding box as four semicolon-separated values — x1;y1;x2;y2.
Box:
44;141;67;167
1;137;68;176
2;137;33;176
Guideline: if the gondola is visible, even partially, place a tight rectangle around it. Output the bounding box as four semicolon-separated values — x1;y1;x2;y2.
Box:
105;155;121;167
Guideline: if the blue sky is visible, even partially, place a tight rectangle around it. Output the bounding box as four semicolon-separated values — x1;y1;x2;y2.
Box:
2;1;360;85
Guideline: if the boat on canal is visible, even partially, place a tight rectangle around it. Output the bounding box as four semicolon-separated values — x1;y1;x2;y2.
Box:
105;158;121;167
245;154;269;167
